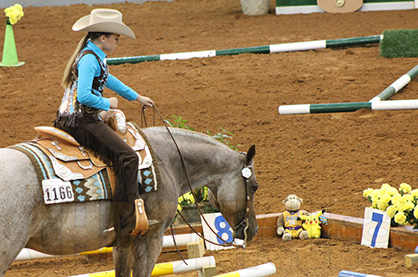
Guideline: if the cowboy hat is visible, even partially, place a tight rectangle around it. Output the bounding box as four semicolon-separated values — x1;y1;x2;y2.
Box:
72;9;136;39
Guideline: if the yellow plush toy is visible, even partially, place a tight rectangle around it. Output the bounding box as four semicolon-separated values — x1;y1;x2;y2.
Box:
299;209;326;238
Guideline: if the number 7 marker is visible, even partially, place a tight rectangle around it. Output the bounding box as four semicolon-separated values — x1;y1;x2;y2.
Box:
361;207;391;248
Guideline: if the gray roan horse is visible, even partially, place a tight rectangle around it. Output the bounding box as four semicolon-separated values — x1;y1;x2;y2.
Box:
0;126;258;276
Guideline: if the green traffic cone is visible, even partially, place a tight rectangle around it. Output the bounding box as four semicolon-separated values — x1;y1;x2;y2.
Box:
0;22;24;67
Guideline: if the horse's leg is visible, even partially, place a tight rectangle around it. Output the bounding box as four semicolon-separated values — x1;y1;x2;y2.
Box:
0;233;29;276
113;232;164;277
113;248;132;276
131;231;165;277
0;207;29;275
129;180;179;277
0;150;40;275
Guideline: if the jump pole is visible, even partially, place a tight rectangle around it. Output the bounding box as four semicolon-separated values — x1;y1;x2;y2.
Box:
338;270;382;277
369;64;418;102
214;262;276;277
16;233;200;261
106;35;381;65
67;256;216;277
279;99;418;114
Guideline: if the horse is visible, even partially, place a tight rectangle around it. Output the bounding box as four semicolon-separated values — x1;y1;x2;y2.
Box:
0;126;259;276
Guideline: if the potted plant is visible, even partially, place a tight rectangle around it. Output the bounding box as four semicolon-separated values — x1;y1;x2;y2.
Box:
363;183;418;229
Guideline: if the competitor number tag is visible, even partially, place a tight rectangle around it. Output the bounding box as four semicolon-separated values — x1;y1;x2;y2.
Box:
42;179;75;204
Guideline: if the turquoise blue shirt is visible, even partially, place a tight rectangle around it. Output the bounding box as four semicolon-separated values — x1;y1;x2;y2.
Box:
77;41;139;111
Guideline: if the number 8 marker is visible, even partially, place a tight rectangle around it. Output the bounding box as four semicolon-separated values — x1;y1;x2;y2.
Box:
214;215;233;244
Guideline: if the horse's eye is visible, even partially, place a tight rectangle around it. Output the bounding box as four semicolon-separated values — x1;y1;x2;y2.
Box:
252;185;258;192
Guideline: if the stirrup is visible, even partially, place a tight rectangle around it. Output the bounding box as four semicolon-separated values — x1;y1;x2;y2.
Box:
130;198;149;236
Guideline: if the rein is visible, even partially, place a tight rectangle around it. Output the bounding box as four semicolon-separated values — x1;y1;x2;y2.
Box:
140;106;251;249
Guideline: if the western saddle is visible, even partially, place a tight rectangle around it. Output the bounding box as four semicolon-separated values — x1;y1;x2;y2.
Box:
33;109;150;236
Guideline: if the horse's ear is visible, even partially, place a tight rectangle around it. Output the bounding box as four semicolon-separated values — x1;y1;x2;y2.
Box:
246;145;256;165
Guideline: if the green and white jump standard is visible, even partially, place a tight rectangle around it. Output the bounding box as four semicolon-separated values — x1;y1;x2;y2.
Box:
278;99;418;114
106;35;381;65
275;0;417;15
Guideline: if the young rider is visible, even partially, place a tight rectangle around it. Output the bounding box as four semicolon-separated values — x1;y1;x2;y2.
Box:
54;8;153;247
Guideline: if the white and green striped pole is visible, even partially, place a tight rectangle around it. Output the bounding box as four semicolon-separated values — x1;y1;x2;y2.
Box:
278;99;418;115
369;64;418;101
279;63;418;114
106;35;381;65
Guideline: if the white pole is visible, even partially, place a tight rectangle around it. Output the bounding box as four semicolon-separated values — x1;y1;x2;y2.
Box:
371;99;418;110
163;233;200;248
269;40;326;53
215;262;276;277
15;248;58;260
170;256;216;274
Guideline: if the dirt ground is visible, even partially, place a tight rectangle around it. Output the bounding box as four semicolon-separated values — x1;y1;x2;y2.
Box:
2;0;418;276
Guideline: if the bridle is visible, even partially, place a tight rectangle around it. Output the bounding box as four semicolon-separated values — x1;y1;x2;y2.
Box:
232;158;254;244
175;159;254;249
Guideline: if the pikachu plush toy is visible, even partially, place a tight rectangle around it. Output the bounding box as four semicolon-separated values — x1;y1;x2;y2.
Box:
298;209;326;238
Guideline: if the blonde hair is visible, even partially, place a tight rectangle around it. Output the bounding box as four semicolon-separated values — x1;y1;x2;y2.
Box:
61;35;89;89
61;32;113;89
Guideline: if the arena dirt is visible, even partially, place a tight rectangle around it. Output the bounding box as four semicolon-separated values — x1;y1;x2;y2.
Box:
2;0;418;276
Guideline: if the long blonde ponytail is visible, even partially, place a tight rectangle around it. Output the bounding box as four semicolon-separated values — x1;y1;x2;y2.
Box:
61;35;89;89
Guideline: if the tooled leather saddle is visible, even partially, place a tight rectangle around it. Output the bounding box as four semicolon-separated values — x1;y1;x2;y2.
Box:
27;110;158;199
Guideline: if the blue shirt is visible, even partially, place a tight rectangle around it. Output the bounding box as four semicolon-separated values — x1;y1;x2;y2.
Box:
77;41;139;111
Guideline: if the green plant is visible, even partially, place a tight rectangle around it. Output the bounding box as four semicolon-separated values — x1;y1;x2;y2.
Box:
207;126;240;151
164;115;195;131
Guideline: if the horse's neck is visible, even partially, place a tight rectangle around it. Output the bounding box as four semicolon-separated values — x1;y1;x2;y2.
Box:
182;138;239;188
143;127;241;193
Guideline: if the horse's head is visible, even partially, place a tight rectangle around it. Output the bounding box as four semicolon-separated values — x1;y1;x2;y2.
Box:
208;145;258;242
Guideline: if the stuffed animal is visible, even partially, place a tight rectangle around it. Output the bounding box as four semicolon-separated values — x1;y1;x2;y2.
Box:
276;194;309;241
299;209;326;238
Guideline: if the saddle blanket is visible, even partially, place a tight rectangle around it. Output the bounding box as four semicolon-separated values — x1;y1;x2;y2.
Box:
9;137;160;204
10;142;112;203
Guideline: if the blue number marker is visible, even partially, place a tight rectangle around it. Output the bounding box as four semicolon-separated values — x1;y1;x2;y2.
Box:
371;212;383;247
214;215;233;244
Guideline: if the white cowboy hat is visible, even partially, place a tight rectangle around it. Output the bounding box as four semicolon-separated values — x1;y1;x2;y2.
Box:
72;9;136;39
